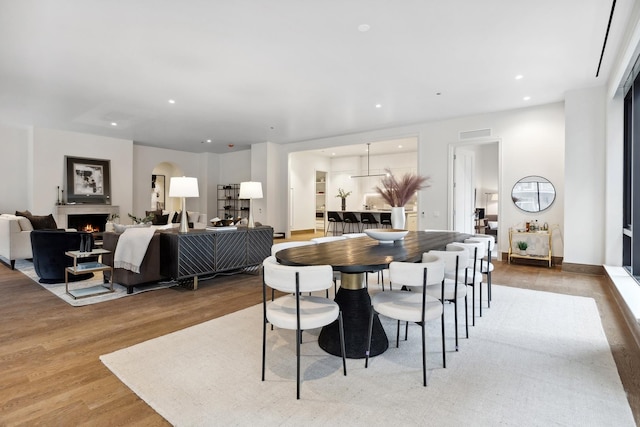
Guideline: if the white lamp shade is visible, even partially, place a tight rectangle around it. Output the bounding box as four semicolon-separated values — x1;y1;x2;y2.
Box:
169;176;199;198
239;181;263;199
490;193;498;201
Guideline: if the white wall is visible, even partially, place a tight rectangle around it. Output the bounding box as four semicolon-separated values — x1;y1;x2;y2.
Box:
30;128;134;220
132;145;209;221
0;124;29;213
289;151;330;230
564;86;606;265
265;102;566;257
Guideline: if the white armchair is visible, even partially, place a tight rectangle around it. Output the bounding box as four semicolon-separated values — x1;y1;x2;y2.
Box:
0;214;34;269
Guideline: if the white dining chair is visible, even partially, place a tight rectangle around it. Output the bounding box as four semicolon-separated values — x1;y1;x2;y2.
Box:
261;256;346;399
311;236;347;243
447;241;484;325
469;234;495;306
365;254;445;386
426;249;469;351
271;240;316;256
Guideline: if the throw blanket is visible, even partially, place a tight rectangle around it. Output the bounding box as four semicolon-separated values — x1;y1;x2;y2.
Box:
114;227;156;273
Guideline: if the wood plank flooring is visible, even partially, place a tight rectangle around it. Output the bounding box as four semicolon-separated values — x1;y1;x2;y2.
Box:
1;236;639;426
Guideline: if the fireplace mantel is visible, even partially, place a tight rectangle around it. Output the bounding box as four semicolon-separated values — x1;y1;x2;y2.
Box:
55;205;120;228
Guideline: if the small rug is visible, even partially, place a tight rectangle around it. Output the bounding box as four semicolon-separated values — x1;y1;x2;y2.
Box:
100;285;635;426
8;257;176;307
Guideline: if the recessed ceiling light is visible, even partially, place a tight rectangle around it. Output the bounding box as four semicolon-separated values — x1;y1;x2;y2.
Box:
398;145;403;148
168;99;176;104
331;152;336;156
375;104;382;108
358;24;370;32
206;139;212;143
515;75;524;80
523;96;531;101
110;122;117;126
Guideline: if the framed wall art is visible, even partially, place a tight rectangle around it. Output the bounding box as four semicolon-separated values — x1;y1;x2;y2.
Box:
151;174;165;210
65;156;111;204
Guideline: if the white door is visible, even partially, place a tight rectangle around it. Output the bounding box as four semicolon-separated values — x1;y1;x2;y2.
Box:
453;148;475;234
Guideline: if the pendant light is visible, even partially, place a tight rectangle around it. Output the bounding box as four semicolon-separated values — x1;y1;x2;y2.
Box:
350;143;388;178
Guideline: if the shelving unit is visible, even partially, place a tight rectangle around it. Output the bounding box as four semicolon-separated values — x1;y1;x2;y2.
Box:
315;171;327;232
217;184;250;220
508;229;552;267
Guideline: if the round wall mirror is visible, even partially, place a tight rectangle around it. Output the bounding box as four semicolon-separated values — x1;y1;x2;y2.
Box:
511;176;555;213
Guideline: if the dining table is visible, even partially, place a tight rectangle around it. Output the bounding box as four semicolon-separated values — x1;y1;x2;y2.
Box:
275;230;470;359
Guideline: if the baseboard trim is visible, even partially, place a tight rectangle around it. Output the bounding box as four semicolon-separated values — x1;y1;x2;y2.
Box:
290;229;315;235
499;253;563;268
561;262;605;275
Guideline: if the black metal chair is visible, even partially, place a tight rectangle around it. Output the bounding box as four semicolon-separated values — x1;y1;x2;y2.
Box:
326;211;344;236
380;212;392;228
342;212;361;233
360;212;379;230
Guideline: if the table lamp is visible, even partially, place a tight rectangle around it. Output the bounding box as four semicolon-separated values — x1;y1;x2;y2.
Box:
169;176;199;233
239;181;263;228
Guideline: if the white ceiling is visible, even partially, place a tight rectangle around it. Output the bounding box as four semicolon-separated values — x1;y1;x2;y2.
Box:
0;0;630;155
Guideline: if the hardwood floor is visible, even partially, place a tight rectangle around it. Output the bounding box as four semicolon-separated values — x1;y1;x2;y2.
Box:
1;234;639;426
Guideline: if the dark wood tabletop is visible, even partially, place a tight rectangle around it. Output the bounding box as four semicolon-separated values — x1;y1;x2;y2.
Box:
276;231;470;273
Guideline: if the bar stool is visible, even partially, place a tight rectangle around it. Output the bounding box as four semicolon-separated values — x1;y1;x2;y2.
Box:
342;212;361;233
326;211;344;236
360;212;379;230
380;212;392;229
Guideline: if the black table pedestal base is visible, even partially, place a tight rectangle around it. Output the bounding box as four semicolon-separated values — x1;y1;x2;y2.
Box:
319;287;388;359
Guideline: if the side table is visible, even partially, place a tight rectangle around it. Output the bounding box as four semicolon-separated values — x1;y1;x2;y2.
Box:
65;248;114;299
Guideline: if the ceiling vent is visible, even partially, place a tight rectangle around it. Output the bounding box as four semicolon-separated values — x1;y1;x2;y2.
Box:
459;128;492;140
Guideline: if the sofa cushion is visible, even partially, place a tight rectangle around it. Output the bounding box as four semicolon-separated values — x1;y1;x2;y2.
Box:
28;214;58;230
17;216;34;231
15;210;31;218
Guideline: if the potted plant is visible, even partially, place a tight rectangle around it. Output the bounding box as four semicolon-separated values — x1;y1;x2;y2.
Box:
336;188;352;211
375;168;430;229
128;213;154;225
516;240;528;255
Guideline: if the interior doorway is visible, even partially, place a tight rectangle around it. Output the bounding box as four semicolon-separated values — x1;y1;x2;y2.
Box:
449;140;501;251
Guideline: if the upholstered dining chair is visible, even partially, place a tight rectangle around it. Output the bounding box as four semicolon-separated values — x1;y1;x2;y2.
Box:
311;236;347;243
469;235;495;306
262;256;347;399
365;254;446;386
447;241;484;325
465;238;492;312
426;249;469;351
271;240;335;297
271;240;316;256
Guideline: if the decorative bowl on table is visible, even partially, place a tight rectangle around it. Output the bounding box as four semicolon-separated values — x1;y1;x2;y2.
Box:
364;228;409;243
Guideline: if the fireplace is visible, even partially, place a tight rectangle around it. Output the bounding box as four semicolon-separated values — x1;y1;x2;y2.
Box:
55;204;119;229
67;214;109;233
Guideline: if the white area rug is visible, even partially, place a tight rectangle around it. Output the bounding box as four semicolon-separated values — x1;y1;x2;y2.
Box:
100;285;635;426
9;257;175;307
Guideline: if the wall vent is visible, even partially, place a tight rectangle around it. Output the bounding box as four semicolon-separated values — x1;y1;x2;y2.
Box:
459;128;492;140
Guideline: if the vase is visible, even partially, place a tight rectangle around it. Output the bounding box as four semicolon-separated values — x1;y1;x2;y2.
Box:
341;198;346;211
390;206;406;229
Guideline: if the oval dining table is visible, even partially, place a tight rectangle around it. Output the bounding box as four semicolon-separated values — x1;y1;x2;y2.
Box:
275;230;470;359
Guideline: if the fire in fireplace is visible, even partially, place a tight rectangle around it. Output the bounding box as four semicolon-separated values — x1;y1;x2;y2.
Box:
67;214;109;233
